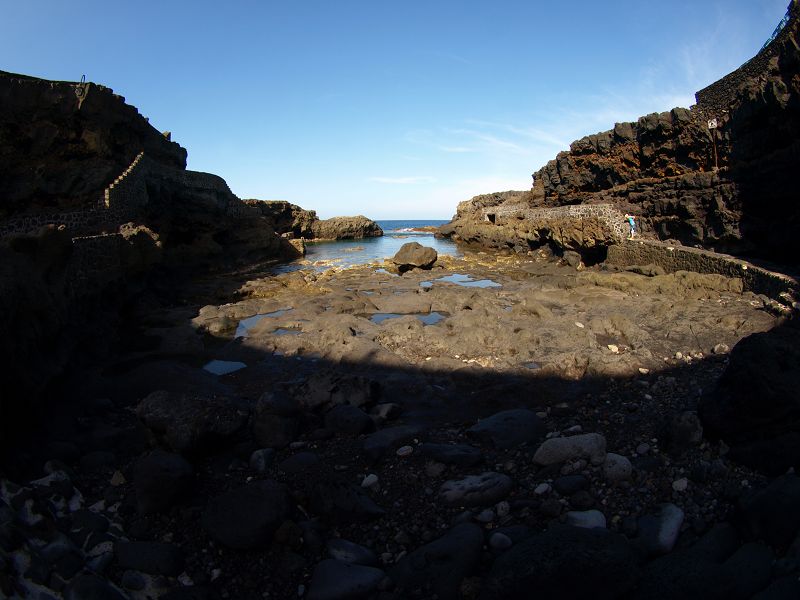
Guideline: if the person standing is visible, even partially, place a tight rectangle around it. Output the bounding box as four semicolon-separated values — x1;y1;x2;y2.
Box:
624;214;637;238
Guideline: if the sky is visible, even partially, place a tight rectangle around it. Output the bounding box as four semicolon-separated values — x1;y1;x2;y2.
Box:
1;0;790;219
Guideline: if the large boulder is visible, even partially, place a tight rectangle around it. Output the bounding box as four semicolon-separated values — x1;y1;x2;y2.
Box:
482;525;641;599
202;480;290;549
136;390;248;455
391;242;438;272
311;216;383;240
699;326;800;475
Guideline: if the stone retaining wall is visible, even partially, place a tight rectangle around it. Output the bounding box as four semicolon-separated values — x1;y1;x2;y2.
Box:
607;239;798;300
485;203;630;242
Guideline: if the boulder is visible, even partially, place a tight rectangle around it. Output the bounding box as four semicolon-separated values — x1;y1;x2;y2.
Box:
533;433;607;466
202;480;290;549
390;523;483;600
311;216;383;240
466;409;545;449
700;326;800;474
482;525;641;600
133;450;194;514
391;242;438;272
438;472;514;507
136;390;247;455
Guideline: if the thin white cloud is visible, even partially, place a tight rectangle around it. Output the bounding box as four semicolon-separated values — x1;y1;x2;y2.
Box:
368;176;437;184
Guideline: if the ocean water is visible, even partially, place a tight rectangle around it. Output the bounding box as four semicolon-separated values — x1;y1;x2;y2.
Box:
274;219;461;271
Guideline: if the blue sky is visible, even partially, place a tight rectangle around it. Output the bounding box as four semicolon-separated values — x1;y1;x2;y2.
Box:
1;0;790;218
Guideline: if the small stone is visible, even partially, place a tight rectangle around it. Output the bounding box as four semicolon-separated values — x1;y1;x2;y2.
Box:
489;532;513;551
575;322;585;328
439;472;514;507
604;453;633;483
533;433;607;466
672;478;689;492
636;443;651;455
675;352;683;360
496;501;510;518
110;471;126;486
565;510;606;529
607;344;619;354
712;343;730;354
475;509;495;523
249;448;275;473
638;368;650;375
534;483;551;495
361;474;379;488
396;445;414;457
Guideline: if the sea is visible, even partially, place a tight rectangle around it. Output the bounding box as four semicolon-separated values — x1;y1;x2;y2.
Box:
274;219;460;271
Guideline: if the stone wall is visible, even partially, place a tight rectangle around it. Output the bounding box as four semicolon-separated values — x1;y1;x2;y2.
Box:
484;203;630;242
695;1;798;118
606;239;798;300
66;233;124;298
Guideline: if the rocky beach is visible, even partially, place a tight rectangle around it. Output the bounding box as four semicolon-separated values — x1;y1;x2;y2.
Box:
2;2;800;599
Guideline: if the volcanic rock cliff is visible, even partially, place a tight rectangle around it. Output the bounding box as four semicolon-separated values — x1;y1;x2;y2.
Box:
443;0;800;265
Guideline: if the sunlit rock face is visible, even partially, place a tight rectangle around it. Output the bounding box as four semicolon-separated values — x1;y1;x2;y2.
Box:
442;2;800;264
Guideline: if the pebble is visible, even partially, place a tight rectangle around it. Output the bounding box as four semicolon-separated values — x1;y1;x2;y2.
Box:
575;322;585;328
361;474;379;488
306;559;385;600
636;503;684;556
439;472;514;507
636;443;651;455
638;367;650;375
396;446;414;457
495;501;510;518
712;343;730;354
110;471;126;486
672;478;689;492
489;532;513;551
565;510;606;529
604;453;633;483
475;509;495;523
534;483;552;495
249;448;275;473
533;433;607;466
607;344;619;354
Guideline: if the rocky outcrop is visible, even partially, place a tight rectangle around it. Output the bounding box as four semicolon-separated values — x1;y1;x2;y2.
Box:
0;70;186;219
244;200;318;238
391;242;438;272
311;215;383;240
442;1;800;265
245;201;383;241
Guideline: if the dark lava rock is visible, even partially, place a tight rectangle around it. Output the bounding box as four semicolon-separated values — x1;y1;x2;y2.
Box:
311;215;383;240
362;425;422;463
635;503;685;557
303;371;382;411
252;392;302;449
202;480;290;550
279;451;320;474
136;390;247;455
390;523;483;600
115;541;185;576
421;443;483;466
310;479;385;523
391;242;438;272
307;559;385;600
64;573;127;600
133;450;194;515
466;409;545;449
326;538;378;566
663;411;703;455
482;525;641;600
438;472;514;507
700;326;800;474
553;474;589;496
737;475;800;548
634;524;773;600
324;404;374;436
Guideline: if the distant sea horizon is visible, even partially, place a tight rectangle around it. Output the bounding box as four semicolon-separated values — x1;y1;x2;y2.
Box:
376;219;450;232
